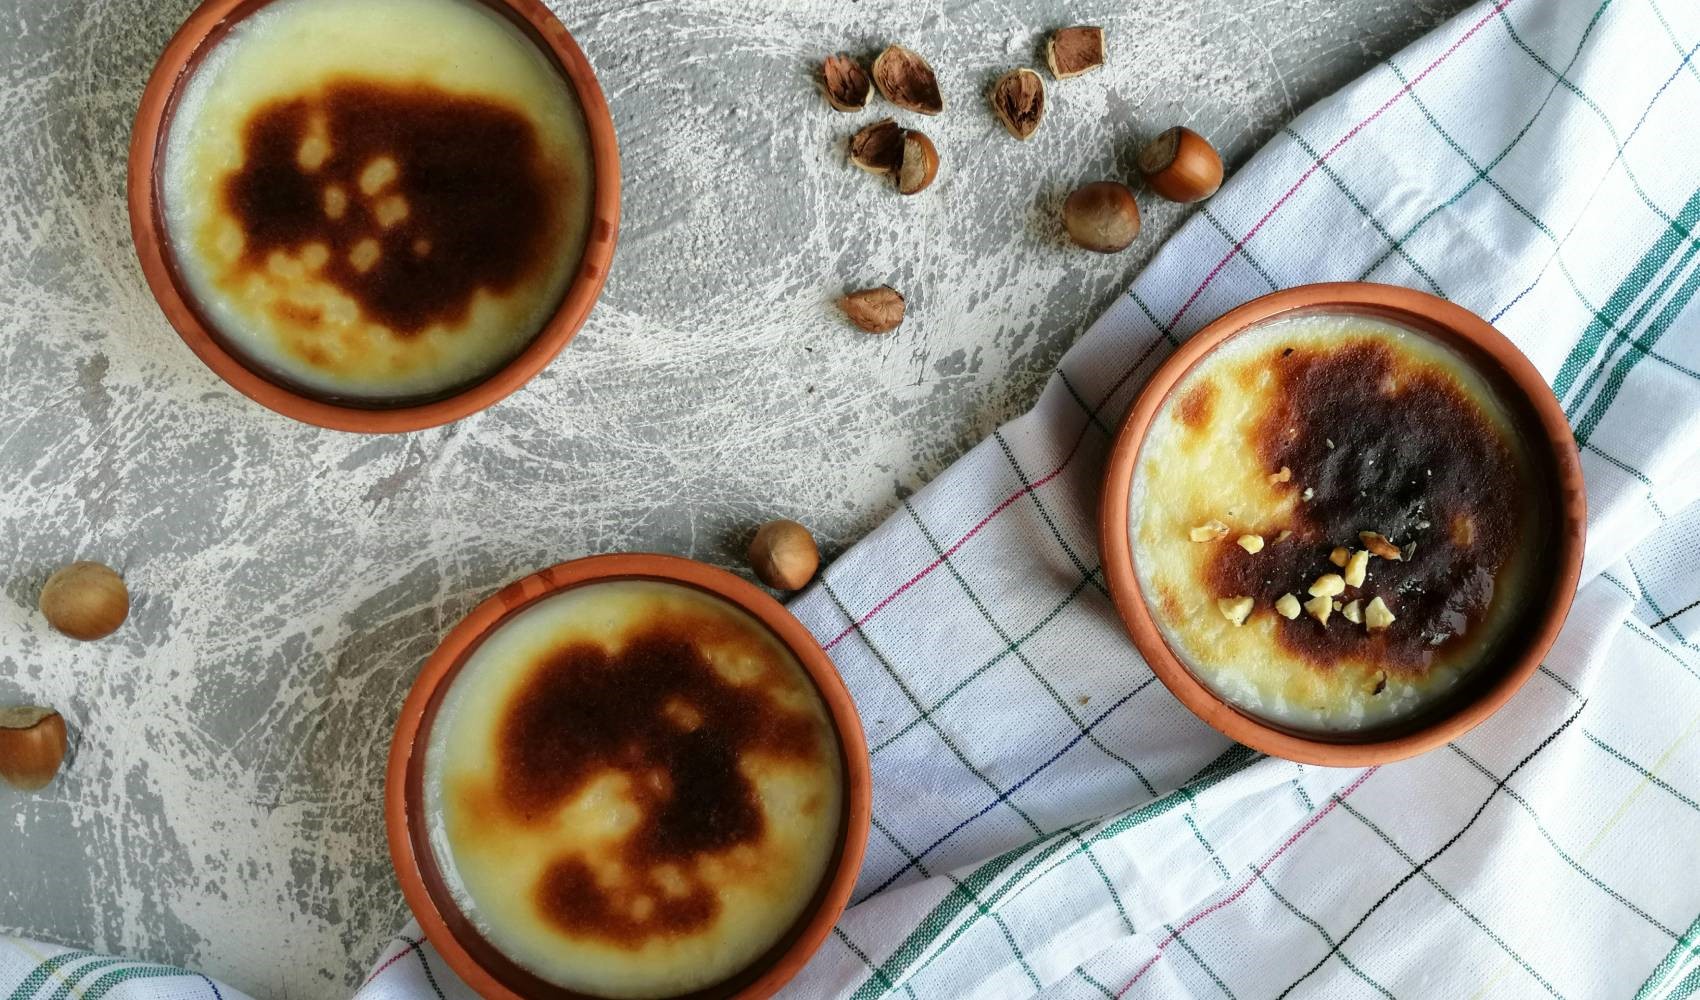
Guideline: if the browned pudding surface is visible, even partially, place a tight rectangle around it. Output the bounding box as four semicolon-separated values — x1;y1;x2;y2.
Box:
431;578;844;996
222;79;564;336
1132;314;1543;732
1203;339;1521;674
492;621;827;946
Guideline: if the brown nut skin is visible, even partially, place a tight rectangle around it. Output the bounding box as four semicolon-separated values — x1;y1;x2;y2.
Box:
849;118;905;174
822;54;873;112
872;45;943;115
990;68;1045;140
748;520;821;591
40;561;128;641
1138;126;1224;203
897;131;938;195
838;286;905;333
0;707;68;791
1046;26;1105;80
1063;181;1141;253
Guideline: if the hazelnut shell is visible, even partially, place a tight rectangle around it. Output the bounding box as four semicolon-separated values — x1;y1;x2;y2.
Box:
822;54;873;112
897;131;938;195
990;69;1045;140
1046;27;1105;80
849;119;905;174
871;45;943;115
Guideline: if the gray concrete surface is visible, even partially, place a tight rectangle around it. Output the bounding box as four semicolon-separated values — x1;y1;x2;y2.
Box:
0;0;1471;994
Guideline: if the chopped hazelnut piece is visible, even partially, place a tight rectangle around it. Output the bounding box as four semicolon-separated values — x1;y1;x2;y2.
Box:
1308;574;1345;598
1236;534;1265;554
1364;596;1396;630
1276;530;1293;542
1329;547;1350;568
1344;550;1369;588
1301;487;1315;501
1217;596;1254;626
1332;599;1343;611
1360;531;1403;560
1304;594;1332;624
1274;593;1301;619
1342;599;1363;624
1267;466;1292;485
1189;520;1229;542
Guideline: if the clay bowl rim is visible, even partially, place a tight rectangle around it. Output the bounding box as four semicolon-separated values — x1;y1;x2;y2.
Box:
1097;282;1587;767
126;0;621;434
384;553;873;1000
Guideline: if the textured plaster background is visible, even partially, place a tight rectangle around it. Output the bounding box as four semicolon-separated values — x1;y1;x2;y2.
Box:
0;0;1471;995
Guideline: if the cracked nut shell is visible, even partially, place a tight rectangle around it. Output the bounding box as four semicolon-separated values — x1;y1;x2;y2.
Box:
822;53;873;112
990;68;1045;140
897;131;938;195
849;118;905;174
1046;26;1105;79
872;45;943;115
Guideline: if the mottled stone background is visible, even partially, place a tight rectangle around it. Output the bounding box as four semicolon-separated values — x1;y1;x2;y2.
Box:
0;0;1468;995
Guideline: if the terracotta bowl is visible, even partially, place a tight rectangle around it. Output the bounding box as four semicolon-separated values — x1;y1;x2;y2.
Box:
385;553;872;1000
1098;283;1586;766
127;0;620;433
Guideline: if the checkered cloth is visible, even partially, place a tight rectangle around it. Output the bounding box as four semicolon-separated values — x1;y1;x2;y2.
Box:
9;0;1700;997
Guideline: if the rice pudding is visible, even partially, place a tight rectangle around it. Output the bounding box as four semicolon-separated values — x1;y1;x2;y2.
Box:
1130;313;1544;732
161;0;593;403
423;580;845;999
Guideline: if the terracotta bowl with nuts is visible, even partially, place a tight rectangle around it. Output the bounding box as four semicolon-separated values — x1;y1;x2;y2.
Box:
387;553;870;1000
1098;283;1585;765
128;0;620;432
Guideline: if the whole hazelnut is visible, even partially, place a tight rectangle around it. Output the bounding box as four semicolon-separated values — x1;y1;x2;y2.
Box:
1137;126;1224;203
40;561;128;641
0;707;68;791
748;520;820;591
1062;181;1141;253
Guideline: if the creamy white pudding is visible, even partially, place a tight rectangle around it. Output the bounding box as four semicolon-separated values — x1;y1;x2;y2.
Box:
162;0;594;402
1130;313;1543;732
423;581;844;999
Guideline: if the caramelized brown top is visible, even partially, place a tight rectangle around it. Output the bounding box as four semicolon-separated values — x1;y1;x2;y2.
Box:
222;79;564;335
1203;338;1525;672
483;615;829;948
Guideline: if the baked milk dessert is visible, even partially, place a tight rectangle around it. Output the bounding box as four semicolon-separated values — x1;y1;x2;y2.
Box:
424;581;845;999
1131;313;1543;732
162;0;594;402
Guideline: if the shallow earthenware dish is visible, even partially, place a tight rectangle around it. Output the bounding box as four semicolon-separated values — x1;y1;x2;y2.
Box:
1098;283;1586;766
385;553;872;1000
127;0;620;433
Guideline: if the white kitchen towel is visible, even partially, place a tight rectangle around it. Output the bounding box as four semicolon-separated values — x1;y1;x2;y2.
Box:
347;0;1700;997
9;0;1700;996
